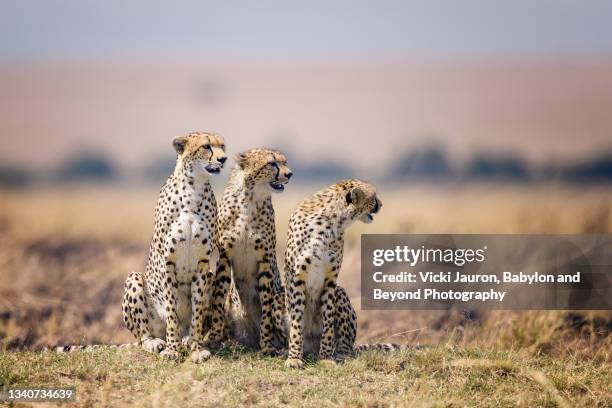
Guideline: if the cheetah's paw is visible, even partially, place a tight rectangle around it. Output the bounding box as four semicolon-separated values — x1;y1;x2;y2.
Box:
285;358;304;369
160;348;181;361
142;338;166;354
190;349;212;364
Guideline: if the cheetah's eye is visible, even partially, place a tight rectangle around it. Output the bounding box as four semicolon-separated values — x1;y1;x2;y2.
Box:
203;144;211;150
220;144;225;150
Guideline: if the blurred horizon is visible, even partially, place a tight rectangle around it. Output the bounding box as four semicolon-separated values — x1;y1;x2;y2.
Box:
1;1;612;184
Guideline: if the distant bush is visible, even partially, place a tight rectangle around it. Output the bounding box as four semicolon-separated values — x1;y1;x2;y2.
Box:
390;146;533;183
391;146;452;180
465;154;531;182
561;153;612;183
54;153;116;182
0;165;34;188
142;155;175;183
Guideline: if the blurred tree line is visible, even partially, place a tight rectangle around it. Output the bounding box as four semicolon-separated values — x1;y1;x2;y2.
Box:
1;146;611;188
388;146;612;184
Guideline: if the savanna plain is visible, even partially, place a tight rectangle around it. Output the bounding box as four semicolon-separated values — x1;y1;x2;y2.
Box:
0;184;610;407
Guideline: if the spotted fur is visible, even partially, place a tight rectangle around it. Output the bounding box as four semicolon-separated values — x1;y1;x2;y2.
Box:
354;343;413;352
52;343;138;353
121;131;227;363
209;148;292;354
283;179;382;368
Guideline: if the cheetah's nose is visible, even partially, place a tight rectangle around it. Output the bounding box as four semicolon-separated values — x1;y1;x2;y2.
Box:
218;156;227;165
285;171;293;180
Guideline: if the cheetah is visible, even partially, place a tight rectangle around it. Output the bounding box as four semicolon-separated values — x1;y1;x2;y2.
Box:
121;131;227;363
208;148;292;354
283;179;382;368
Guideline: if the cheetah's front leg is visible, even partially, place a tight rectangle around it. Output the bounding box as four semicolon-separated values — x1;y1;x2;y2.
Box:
255;242;279;354
272;288;288;348
206;247;232;347
188;257;214;363
319;277;337;362
319;257;341;362
286;265;307;369
160;261;181;360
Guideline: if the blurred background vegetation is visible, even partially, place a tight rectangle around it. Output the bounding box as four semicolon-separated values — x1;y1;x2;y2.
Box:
0;0;610;367
1;145;612;188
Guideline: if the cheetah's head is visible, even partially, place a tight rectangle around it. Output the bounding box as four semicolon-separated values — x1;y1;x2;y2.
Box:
172;132;227;177
344;181;382;224
235;148;293;193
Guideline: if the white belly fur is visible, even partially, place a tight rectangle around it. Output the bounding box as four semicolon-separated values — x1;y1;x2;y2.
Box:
154;211;215;337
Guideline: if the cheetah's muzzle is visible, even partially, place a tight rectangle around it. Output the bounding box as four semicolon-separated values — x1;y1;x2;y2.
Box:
205;164;222;174
269;181;285;192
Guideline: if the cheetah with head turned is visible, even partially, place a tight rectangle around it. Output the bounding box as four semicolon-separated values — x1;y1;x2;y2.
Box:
209;148;292;354
283;179;382;368
122;131;227;363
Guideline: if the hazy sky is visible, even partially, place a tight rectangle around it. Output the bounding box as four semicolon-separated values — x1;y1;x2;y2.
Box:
2;1;612;59
2;2;612;171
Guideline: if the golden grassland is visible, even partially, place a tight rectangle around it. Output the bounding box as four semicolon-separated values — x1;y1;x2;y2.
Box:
2;342;610;407
0;184;610;407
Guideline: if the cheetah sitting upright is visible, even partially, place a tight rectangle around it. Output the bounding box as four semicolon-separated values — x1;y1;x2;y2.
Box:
283;179;382;368
122;131;227;363
210;148;292;354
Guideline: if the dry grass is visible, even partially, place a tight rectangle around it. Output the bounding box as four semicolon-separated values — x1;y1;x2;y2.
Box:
1;344;609;407
0;184;611;406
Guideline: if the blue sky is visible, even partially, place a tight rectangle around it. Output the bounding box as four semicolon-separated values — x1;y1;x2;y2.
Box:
2;0;612;59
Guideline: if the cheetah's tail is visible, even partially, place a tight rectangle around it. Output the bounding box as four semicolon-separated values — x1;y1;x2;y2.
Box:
46;342;139;353
354;343;426;353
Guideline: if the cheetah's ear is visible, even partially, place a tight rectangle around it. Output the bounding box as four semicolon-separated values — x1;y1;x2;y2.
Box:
235;152;247;169
346;187;366;206
172;136;188;155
